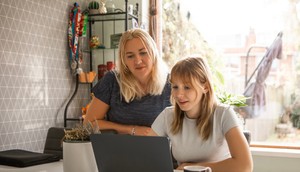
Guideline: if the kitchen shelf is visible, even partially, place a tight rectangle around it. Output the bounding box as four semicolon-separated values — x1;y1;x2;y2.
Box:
64;0;138;127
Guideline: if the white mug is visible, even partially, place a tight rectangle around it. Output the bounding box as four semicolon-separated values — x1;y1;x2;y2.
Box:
184;166;212;172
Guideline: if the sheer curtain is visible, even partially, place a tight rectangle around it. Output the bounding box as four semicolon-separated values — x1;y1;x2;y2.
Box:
149;0;162;55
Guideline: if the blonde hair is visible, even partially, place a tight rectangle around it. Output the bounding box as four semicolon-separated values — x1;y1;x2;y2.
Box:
170;57;217;140
115;28;168;103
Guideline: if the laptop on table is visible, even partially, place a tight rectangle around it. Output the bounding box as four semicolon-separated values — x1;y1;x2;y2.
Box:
90;134;174;172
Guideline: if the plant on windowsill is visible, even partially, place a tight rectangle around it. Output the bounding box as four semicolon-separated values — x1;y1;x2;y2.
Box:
216;89;251;144
216;90;248;124
217;90;247;121
212;69;248;124
216;90;248;108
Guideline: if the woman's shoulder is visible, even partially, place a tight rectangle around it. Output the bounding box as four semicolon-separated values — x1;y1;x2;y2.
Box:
99;70;118;83
105;70;117;78
92;71;119;93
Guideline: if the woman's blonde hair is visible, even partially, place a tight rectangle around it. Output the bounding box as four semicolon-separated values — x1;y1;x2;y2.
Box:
170;57;217;140
115;28;168;102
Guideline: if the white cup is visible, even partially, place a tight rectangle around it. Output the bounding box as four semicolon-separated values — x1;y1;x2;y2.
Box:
183;166;212;172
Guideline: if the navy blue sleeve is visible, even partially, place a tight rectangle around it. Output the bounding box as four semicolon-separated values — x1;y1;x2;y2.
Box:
92;71;117;105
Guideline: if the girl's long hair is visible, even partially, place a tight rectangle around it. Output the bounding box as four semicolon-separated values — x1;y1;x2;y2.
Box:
170;57;217;140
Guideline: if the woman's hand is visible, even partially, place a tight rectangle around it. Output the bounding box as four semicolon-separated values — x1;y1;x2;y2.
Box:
132;126;152;136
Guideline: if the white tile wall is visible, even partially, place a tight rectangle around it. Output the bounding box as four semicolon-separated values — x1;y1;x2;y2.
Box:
0;0;90;152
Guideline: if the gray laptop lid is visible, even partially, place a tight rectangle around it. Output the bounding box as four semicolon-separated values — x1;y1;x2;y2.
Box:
90;134;174;172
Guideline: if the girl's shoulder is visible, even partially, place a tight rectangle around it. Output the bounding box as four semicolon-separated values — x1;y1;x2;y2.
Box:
160;106;175;118
164;106;174;112
215;103;231;110
214;103;235;116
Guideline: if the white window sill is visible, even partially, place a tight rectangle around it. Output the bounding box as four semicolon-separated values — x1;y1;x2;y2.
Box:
250;147;300;158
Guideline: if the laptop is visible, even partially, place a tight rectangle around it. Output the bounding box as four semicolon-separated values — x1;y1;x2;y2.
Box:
90;134;174;172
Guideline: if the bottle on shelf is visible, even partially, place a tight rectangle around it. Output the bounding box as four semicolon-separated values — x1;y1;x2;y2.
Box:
98;64;107;80
97;61;115;80
107;61;114;71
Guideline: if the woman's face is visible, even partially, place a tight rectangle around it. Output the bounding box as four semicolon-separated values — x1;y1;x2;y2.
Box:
171;78;206;118
124;37;153;83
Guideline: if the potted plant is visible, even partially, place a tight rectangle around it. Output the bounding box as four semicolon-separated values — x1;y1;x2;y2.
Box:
88;1;100;15
216;90;251;144
216;90;248;123
63;122;100;172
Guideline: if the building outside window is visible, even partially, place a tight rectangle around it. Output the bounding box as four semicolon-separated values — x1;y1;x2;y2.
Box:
162;0;300;148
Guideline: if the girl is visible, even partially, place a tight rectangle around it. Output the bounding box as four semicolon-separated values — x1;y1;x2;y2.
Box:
149;57;253;172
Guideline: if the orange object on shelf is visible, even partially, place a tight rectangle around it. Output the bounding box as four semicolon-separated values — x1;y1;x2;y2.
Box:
79;71;97;83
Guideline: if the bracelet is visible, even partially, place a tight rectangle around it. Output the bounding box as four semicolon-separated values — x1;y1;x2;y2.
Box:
131;126;135;135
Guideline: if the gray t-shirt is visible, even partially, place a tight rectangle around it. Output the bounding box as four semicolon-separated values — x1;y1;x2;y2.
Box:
92;71;171;127
152;104;240;164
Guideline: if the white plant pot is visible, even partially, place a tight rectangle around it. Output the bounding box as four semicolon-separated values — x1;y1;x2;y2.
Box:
63;141;98;172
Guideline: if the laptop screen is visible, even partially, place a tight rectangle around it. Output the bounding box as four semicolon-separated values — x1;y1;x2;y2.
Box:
90;134;174;172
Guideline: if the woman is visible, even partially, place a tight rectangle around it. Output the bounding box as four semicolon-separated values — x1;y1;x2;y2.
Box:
84;28;171;136
149;57;253;172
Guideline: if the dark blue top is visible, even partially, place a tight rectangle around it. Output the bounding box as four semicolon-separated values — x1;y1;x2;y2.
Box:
92;71;171;127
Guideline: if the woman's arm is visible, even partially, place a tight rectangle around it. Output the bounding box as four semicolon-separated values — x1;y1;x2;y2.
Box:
83;96;151;135
146;129;159;136
177;127;253;172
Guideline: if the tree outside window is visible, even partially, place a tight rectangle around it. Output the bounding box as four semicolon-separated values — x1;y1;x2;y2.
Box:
162;0;300;147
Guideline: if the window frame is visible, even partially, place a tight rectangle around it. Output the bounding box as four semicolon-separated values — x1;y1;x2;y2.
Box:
156;0;300;151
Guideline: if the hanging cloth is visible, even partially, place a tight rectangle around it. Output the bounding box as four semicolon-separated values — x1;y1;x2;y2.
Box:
79;10;88;37
68;3;82;70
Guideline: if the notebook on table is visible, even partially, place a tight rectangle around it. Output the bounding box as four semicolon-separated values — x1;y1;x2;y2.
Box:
0;149;60;167
90;134;174;172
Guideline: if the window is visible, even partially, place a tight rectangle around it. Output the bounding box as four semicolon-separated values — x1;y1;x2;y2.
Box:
161;0;300;148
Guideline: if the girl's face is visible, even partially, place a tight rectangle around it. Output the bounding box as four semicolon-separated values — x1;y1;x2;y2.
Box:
124;38;153;84
171;77;207;118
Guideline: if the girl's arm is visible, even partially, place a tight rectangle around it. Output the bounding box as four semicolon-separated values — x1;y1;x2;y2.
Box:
178;127;253;172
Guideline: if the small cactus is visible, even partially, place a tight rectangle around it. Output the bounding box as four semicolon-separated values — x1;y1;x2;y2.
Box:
89;1;100;9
